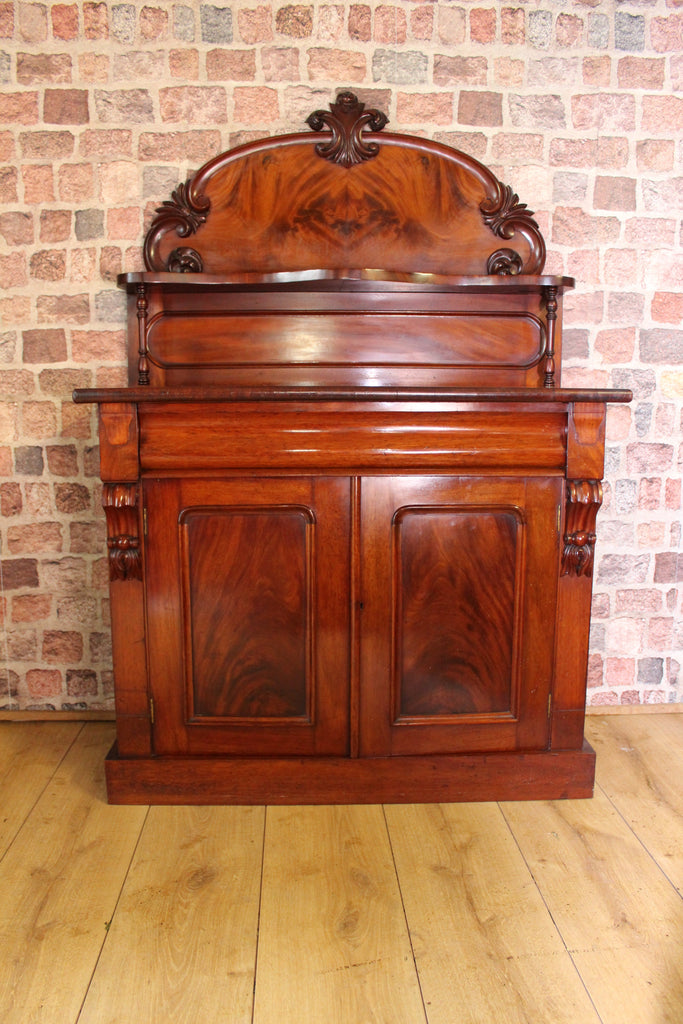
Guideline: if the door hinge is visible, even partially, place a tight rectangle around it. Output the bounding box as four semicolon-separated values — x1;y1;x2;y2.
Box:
143;506;148;536
557;503;562;533
547;693;553;718
149;696;155;724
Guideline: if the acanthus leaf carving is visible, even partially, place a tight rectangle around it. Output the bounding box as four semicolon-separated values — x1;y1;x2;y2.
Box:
561;480;603;578
103;483;142;582
306;91;389;169
143;180;210;272
481;182;546;276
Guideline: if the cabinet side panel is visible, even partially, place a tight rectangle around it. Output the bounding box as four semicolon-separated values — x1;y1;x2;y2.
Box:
395;509;519;718
181;508;311;721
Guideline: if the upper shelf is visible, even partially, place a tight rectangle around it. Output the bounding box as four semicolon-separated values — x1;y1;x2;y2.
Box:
140;91;548;280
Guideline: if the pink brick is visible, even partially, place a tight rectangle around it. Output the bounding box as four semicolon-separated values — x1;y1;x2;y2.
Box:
552;207;620;246
665;478;682;510
207;49;257;81
572;93;635;132
617;56;666;90
318;5;344;42
8;522;63;554
78;52;108;82
233;86;280;123
493;57;524;86
651;14;683;52
374;5;407;44
84;1;108;39
582;56;610;88
470;8;496;44
638;478;662;510
586;653;603;689
239;5;274;43
23;165;55;203
140;4;168;40
159;86;228;124
0;254;28;289
307;48;365;82
605;404;631;441
52;4;79;40
636;139;675;172
638;522;667;548
0;1;14;37
44;88;89;124
397;92;453;125
72;330;125;362
501;7;524;45
27;669;63;698
604;249;638;286
649;618;674;650
261;47;299;82
436;6;464;45
106;207;141;240
458;90;502;127
556;13;583;47
652;292;683;323
642;95;683;133
410;6;433;41
170;49;199;79
12;594;52;622
0;92;40;124
434;55;487;87
604;658;636;688
58;163;94;201
19;2;48;41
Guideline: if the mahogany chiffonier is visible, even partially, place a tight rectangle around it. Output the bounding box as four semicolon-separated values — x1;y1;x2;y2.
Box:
74;92;630;804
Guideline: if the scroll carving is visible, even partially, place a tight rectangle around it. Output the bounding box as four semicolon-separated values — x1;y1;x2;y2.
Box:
306;91;389;168
144;180;210;272
103;483;142;581
167;246;204;273
481;183;546;276
561;480;603;578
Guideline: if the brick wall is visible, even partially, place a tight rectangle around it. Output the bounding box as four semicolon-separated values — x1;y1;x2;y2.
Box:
0;0;681;711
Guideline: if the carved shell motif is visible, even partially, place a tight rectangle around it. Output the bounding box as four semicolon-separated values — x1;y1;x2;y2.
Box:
143;180;210;272
480;184;546;275
306;91;389;169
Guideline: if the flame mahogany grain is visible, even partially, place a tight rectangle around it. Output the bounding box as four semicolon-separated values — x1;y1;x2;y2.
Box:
74;91;630;803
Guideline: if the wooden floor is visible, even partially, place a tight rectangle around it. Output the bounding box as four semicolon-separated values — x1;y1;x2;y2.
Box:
0;715;681;1023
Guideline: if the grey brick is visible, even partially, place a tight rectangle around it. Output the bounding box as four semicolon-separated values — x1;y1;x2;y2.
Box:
0;51;10;84
639;329;683;365
94;88;154;123
174;5;195;41
637;658;663;685
611;368;656;399
615;12;645;53
634;403;653;438
615;478;637;515
200;4;232;44
372;49;428;85
74;208;104;241
94;290;127;323
588;13;609;50
508;94;565;130
528;10;552;50
597;554;650;585
553;172;588;203
112;4;136;44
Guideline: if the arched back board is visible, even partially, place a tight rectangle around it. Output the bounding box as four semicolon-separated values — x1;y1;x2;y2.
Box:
143;91;546;279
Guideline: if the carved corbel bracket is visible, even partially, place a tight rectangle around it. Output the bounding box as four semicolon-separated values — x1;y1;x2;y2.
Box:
307;91;389;168
561;480;603;578
103;483;142;581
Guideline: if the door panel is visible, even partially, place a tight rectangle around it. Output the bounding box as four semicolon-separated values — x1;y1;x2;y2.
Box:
396;507;520;719
359;476;561;756
181;507;312;721
145;477;350;756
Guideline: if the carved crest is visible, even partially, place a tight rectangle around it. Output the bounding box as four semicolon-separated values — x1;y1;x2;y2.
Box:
306;91;389;168
144;181;210;272
481;184;546;275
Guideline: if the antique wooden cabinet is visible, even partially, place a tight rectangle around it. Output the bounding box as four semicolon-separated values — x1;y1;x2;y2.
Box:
75;92;630;803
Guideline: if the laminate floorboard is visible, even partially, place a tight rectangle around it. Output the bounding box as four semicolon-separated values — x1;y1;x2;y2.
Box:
0;713;679;1024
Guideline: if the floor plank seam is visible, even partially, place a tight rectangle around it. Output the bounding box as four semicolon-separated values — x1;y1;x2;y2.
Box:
0;722;86;870
593;777;683;902
74;801;151;1024
381;804;431;1024
497;800;607;1024
250;804;269;1024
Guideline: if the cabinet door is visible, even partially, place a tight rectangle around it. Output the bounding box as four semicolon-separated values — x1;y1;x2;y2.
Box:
144;477;350;756
359;476;561;756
